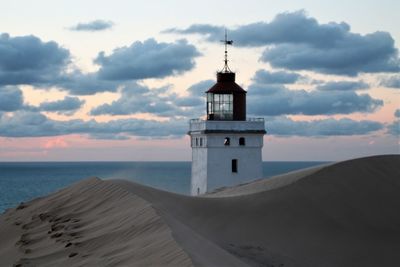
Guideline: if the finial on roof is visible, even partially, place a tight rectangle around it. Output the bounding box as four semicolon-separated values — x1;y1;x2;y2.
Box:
220;29;233;73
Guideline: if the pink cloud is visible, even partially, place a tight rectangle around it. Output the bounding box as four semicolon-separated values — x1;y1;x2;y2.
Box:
43;137;68;149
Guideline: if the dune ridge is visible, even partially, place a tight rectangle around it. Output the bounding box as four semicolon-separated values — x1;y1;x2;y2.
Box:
112;155;400;267
1;155;399;267
0;177;192;267
207;163;329;197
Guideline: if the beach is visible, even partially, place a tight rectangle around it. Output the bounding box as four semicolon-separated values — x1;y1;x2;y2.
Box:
1;155;399;266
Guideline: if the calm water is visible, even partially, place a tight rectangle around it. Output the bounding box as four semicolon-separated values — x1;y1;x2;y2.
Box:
0;161;326;213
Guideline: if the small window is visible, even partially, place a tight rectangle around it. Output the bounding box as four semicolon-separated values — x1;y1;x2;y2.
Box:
224;137;230;146
239;137;245;146
195;138;198;147
232;159;238;173
200;138;203;147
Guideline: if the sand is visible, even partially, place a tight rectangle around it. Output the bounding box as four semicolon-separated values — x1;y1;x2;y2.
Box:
1;155;400;266
0;178;192;266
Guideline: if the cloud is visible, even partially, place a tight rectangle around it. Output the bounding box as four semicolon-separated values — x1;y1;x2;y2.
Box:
164;24;222;38
316;81;369;91
0;34;199;95
0;86;23;111
186;79;214;96
90;82;205;117
174;79;213;107
39;96;85;115
387;120;399;136
0;110;383;139
0;111;186;138
90;83;176;116
165;11;351;47
0;33;70;85
379;75;400;89
267;116;383;136
389;110;400;136
167;11;400;75
56;71;121;95
69;20;114;31
247;84;383;116
43;137;68;149
260;36;399;76
252;70;302;84
94;38;200;80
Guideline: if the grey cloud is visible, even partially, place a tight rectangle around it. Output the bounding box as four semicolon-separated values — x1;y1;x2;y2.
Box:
0;110;383;138
163;24;222;38
69;20;114;31
380;75;400;88
247;84;383;116
166;11;350;47
57;71;121;95
268;116;383;136
0;111;186;138
0;86;23;111
174;79;213;107
387;120;399;136
39;96;85;115
261;35;399;76
0;34;200;95
174;96;203;107
252;70;301;84
316;81;369;91
90;83;177;116
95;38;200;80
0;33;70;85
390;110;400;136
88;133;130;140
167;11;400;75
90;82;204;117
187;79;214;96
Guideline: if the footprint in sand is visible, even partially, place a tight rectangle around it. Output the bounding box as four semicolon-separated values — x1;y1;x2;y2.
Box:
68;252;78;258
16;202;27;210
51;224;65;232
15;233;31;246
50;232;63;238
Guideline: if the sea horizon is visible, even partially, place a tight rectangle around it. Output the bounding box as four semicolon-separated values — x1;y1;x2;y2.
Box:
0;161;328;213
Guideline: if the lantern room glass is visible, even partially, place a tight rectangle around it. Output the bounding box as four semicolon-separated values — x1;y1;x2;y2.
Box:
207;93;233;120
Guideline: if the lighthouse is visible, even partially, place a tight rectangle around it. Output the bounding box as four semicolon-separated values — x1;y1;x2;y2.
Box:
188;33;266;195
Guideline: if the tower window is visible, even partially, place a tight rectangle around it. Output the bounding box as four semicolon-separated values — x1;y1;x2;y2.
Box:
239;137;245;146
195;138;198;147
200;138;203;147
224;137;230;146
232;159;238;173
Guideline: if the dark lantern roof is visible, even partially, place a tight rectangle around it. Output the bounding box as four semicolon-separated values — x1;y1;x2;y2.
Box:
206;72;246;94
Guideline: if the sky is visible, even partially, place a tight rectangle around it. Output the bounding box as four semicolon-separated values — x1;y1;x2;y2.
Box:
0;0;399;161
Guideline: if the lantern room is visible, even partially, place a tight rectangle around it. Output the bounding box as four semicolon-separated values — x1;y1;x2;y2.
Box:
206;72;246;121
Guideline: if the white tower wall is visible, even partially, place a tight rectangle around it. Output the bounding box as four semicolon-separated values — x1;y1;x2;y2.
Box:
189;119;265;195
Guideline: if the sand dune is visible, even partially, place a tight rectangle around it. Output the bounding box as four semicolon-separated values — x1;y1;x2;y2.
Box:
1;155;400;266
111;155;400;267
0;178;192;267
207;163;329;197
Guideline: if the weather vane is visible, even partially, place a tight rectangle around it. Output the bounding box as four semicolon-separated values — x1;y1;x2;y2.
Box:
221;29;233;73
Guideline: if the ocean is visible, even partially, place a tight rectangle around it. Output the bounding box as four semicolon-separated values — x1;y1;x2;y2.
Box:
0;161;327;213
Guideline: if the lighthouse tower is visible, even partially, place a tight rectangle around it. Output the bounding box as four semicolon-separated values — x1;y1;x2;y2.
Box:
188;33;266;195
